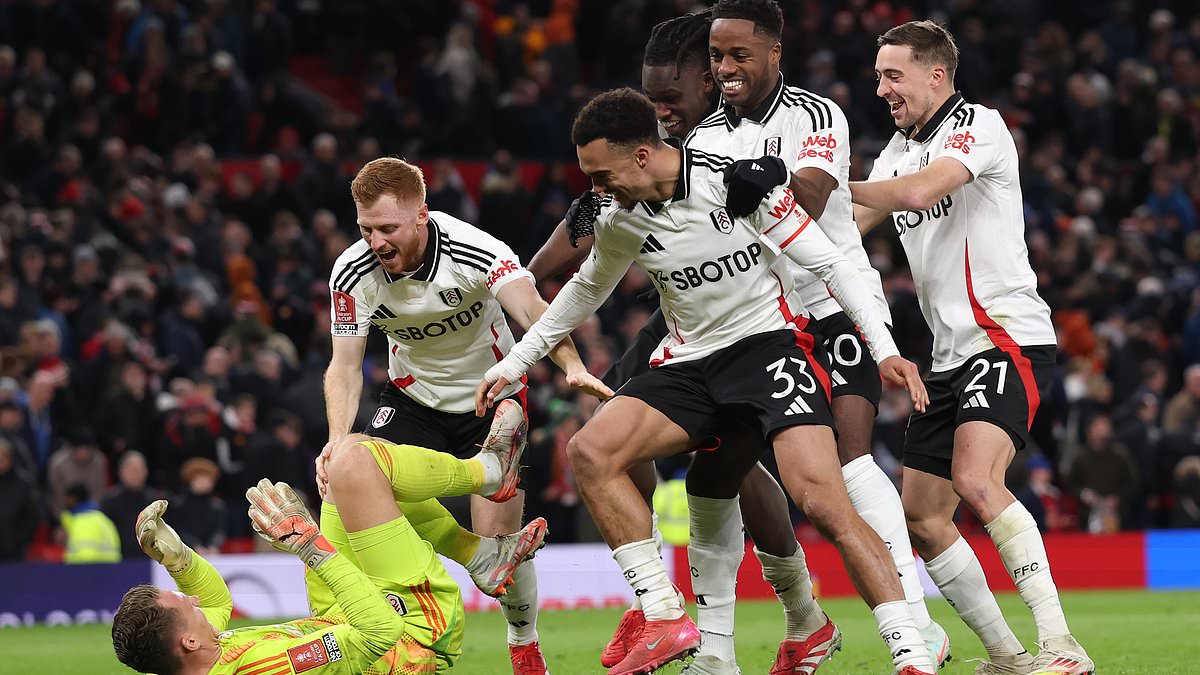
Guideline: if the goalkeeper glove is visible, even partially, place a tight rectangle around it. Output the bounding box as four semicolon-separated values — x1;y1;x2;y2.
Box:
246;479;336;570
564;190;602;247
722;156;790;218
135;500;194;574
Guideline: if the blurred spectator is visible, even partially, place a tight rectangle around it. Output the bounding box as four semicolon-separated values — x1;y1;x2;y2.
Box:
101;451;163;560
1172;456;1200;528
46;429;107;516
96;361;158;457
1163;364;1200;433
60;483;121;563
0;438;39;561
170;457;227;555
1016;454;1077;532
1066;415;1140;532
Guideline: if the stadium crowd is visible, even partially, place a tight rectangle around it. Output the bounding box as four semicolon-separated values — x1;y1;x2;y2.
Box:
0;0;1199;562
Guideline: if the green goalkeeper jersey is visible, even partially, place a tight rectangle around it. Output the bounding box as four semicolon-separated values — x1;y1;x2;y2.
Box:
174;554;407;674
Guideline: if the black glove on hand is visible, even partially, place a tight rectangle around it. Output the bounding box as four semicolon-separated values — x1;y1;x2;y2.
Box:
722;156;790;218
565;190;602;247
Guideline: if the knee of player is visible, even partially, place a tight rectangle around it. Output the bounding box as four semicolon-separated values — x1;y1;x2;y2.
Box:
565;430;604;476
950;470;1003;514
326;435;376;484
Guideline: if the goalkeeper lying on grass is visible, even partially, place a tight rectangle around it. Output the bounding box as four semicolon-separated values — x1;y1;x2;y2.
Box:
111;407;545;675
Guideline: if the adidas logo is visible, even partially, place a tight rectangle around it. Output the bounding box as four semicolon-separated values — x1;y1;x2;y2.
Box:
830;369;848;387
785;393;813;416
962;391;990;409
751;162;763;171
640;234;666;254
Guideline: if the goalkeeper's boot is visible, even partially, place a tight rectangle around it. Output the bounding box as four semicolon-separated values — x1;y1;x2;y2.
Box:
895;668;937;675
681;654;741;674
478;398;528;502
1028;636;1094;675
509;642;550;675
470;517;548;597
920;620;952;670
601;609;646;667
971;651;1034;674
770;615;842;674
608;613;700;675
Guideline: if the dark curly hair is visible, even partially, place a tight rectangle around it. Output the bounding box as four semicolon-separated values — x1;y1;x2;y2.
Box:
712;0;784;40
644;11;713;78
112;585;183;674
571;88;660;148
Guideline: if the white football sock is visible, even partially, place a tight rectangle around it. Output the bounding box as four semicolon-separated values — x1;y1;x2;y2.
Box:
842;455;932;630
688;495;744;663
755;545;825;640
874;600;933;671
629;511;665;612
613;538;682;621
500;559;539;645
924;535;1026;659
986;501;1071;642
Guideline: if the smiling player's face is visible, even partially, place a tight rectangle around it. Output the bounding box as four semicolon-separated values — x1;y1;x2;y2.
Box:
875;44;941;131
709;18;780;111
642;62;715;138
356;194;428;274
577;139;653;209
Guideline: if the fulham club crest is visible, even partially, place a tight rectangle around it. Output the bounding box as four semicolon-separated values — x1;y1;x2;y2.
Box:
764;136;782;157
439;288;463;307
710;208;734;234
372;406;395;428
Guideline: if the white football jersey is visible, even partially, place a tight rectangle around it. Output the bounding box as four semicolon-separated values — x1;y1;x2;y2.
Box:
868;93;1055;372
686;76;890;323
329;212;531;412
490;147;896;382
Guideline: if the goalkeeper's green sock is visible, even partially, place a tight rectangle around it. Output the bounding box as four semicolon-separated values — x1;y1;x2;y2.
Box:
362;439;485;501
400;498;481;567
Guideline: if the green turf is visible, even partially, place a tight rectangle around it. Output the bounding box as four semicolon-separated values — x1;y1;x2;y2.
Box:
5;590;1197;673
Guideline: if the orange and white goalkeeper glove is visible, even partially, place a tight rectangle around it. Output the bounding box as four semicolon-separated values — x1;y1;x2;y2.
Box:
136;500;195;574
246;479;336;570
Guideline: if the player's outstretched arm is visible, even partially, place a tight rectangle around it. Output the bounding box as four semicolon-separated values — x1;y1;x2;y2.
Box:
854;203;892;236
247;480;405;666
318;334;368;497
756;187;928;411
476;242;633;415
136;500;234;630
495;278;614;401
849;156;970;213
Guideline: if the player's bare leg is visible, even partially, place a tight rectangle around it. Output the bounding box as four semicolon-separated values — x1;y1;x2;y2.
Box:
600;459;665;668
568;396;700;674
903;467;1032;671
774;424;934;674
834;394;949;668
950;423;1093;674
685;430;837;675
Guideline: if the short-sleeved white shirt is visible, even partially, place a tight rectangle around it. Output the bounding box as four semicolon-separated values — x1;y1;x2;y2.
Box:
329;212;531;412
868;93;1055;372
686;75;890;323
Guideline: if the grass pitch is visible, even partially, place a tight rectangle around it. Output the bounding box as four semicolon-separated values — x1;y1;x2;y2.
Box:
5;590;1197;673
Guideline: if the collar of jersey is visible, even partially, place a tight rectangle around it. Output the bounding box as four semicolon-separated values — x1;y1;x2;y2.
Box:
382;219;440;283
905;91;965;143
638;138;691;214
721;72;786;129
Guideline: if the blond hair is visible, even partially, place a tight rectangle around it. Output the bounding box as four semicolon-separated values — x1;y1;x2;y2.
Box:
350;157;427;207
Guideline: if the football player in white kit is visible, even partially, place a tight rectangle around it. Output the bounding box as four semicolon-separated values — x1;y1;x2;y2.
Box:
478;88;937;675
851;20;1094;675
319;157;613;675
688;1;950;669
